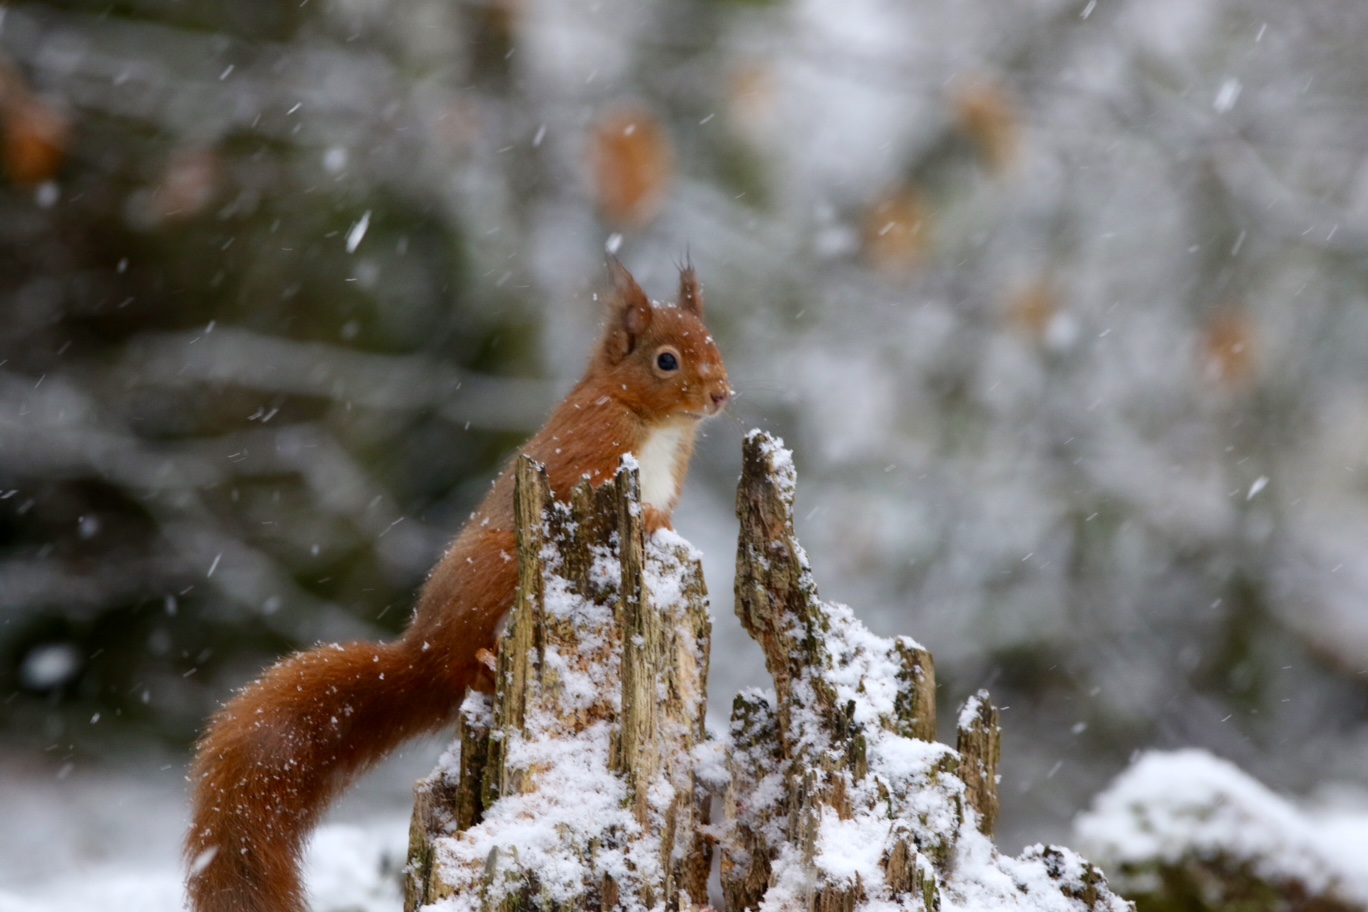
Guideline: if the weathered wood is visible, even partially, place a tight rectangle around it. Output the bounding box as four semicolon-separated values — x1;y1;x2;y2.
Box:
483;456;551;805
956;688;1001;838
453;694;492;833
407;432;1130;912
725;431;958;912
721;431;1129;912
405;693;491;911
722;689;781;912
404;456;712;912
404;767;458;911
893;638;937;742
733;431;832;755
615;461;661;826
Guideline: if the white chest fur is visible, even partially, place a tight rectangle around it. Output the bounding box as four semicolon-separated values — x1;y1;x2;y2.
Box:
636;425;690;510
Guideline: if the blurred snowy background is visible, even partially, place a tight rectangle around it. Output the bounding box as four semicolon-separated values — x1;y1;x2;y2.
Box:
4;0;1368;906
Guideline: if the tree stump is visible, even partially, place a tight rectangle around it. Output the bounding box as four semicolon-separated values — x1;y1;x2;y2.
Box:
405;433;1132;912
720;430;1127;912
404;456;712;912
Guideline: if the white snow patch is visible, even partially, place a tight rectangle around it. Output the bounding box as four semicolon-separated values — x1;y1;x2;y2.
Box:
814;807;890;888
433;722;643;912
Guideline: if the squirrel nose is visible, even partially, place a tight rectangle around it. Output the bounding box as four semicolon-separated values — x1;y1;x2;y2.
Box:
711;388;730;410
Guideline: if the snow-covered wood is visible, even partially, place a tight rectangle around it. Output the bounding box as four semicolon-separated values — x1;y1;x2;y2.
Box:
956;690;1002;839
404;456;712;912
723;431;1129;912
406;434;1132;912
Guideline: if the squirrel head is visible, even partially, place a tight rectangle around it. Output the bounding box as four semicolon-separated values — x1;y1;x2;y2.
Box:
593;261;731;424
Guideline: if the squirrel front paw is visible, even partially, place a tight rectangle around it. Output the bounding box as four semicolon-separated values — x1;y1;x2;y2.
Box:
470;647;499;693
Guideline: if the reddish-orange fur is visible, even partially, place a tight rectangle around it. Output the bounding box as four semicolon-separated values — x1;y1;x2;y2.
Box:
185;263;730;912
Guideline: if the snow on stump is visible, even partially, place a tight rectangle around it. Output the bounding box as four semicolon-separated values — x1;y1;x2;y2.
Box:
1075;749;1368;912
406;433;1132;912
404;455;713;912
723;431;1131;912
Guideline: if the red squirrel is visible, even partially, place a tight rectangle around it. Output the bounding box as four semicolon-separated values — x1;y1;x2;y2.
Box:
185;262;730;912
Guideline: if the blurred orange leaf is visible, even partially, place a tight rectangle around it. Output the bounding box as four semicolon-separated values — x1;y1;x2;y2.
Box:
863;185;929;273
589;107;673;226
1202;310;1258;387
3;89;71;186
954;78;1019;174
727;63;778;145
1006;280;1058;337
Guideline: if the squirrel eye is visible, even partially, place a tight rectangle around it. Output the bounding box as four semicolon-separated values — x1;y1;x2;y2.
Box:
651;345;683;378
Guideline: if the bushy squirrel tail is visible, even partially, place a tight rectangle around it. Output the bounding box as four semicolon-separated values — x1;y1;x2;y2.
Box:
185;636;463;912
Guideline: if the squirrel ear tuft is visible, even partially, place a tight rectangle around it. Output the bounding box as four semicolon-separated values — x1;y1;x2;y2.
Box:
604;258;653;362
677;263;703;316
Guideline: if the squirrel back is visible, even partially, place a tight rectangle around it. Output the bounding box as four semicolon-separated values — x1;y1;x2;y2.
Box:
185;262;730;912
